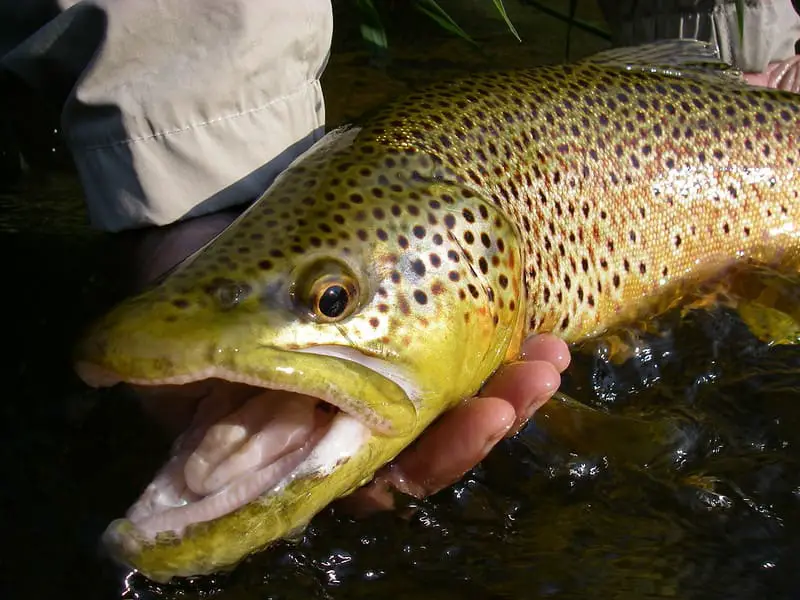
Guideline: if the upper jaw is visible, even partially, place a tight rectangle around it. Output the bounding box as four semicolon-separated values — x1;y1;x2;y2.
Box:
74;341;418;437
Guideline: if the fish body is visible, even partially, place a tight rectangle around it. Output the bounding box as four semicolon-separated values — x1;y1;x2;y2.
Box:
75;41;800;581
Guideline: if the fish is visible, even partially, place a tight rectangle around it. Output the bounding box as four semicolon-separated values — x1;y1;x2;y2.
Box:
73;40;800;582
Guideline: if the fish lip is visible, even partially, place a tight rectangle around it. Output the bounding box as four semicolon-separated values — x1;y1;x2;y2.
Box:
73;360;403;435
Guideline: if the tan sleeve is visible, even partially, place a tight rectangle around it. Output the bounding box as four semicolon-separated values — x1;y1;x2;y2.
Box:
2;0;332;232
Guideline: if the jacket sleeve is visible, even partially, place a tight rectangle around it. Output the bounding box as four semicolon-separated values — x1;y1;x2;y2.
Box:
1;0;333;232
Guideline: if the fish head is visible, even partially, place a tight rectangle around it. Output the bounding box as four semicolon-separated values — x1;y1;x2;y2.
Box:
73;127;526;581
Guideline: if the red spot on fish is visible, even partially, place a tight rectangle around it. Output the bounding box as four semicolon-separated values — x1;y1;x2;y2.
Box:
399;297;410;316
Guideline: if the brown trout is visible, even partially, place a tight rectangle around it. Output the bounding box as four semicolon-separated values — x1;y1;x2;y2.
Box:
74;41;800;581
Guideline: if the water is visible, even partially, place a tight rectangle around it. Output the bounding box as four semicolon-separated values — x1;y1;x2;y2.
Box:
3;2;800;598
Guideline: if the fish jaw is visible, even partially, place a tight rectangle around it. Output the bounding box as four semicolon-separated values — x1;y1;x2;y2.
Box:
74;298;440;581
71;120;531;580
74;291;417;436
100;406;432;582
72;246;521;581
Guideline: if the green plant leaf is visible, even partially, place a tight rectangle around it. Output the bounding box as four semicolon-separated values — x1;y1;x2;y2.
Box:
412;0;476;45
491;0;522;42
521;0;611;41
354;0;389;50
735;0;745;43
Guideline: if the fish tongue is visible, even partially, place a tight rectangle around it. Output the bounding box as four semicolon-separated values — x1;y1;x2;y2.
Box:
184;391;318;496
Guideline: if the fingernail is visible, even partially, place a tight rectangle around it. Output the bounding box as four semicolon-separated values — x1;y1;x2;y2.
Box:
507;393;548;438
476;420;509;455
513;406;536;435
385;464;427;499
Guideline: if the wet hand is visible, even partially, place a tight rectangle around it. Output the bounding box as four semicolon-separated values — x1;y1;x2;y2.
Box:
341;333;571;514
743;56;800;92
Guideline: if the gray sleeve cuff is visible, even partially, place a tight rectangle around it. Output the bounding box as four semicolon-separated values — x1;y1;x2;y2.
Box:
68;80;325;232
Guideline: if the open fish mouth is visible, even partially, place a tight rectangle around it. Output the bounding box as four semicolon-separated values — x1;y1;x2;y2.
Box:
75;365;374;558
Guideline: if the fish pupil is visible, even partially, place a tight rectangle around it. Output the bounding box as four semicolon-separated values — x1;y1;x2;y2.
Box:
319;285;349;318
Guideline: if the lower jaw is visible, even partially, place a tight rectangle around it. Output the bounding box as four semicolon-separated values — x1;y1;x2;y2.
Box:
104;381;374;577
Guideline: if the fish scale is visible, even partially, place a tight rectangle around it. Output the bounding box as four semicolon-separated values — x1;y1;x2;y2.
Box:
360;61;800;341
75;41;800;581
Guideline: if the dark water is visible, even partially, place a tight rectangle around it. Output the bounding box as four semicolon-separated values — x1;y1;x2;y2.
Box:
4;2;800;599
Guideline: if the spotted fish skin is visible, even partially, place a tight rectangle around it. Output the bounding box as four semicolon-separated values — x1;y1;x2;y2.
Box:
362;61;800;342
75;42;800;580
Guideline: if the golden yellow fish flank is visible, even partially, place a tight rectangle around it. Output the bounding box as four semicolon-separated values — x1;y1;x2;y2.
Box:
74;41;800;581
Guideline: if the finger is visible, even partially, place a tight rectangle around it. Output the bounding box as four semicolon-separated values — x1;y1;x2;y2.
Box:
344;396;515;513
520;334;571;372
336;475;396;517
481;360;560;415
390;395;515;497
767;56;800;92
777;61;800;92
742;71;770;88
481;360;560;437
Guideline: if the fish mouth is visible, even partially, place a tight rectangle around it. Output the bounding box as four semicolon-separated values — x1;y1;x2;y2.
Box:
74;361;410;581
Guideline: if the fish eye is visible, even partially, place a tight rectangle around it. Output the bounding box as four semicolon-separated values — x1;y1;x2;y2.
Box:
316;283;352;319
294;261;360;323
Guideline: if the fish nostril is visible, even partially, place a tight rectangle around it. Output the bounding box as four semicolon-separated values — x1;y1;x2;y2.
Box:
202;277;252;309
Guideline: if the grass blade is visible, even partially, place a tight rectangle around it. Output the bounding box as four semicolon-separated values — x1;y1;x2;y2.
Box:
735;0;745;43
412;0;476;45
354;0;389;51
491;0;522;42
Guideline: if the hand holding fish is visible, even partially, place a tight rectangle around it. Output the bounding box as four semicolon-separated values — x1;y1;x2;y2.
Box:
342;334;570;514
137;334;570;516
743;56;800;92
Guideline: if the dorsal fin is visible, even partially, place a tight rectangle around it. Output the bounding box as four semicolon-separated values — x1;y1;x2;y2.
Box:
581;39;745;85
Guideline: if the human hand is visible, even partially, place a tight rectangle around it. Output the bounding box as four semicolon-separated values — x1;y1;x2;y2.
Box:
743;56;800;92
340;333;571;515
